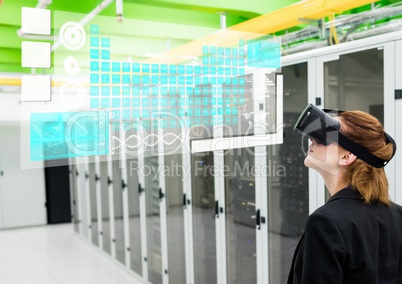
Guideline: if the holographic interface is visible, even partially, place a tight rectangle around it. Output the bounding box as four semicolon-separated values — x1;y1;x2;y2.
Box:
21;10;282;167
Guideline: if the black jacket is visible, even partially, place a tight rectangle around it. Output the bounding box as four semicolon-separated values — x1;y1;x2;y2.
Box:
288;186;402;284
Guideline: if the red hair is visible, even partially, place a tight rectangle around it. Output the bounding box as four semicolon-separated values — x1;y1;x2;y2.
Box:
339;111;394;205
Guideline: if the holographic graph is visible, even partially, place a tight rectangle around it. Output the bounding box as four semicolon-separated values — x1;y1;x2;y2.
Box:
26;10;281;162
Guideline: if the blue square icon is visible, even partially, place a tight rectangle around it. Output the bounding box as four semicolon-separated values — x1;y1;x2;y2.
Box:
142;64;150;72
112;98;120;108
101;74;110;84
151;64;159;73
142;75;150;84
133;87;140;96
122;62;130;72
161;64;168;73
132;110;140;118
122;75;130;84
122;110;130;119
132;98;140;107
101;38;110;48
101;86;110;96
152;98;159;106
132;63;140;72
112;86;120;96
122;98;130;107
101;50;110;60
151;75;159;84
186;66;193;74
122;86;130;96
90;98;99;108
90;24;100;34
101;62;110;72
90;61;99;71
102;98;110;107
112;74;120;84
169;65;177;74
90;49;99;59
142;98;149;107
112;62;120;72
90;86;99;96
210;46;216;54
132;75;140;84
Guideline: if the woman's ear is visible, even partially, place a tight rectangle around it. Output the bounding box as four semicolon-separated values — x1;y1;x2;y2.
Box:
339;151;357;166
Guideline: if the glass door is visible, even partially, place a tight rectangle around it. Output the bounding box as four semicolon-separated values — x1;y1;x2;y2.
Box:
267;62;309;283
165;153;186;284
89;157;98;246
323;48;384;118
191;151;217;284
126;157;142;276
224;147;257;284
322;48;384;201
100;156;112;255
145;155;163;284
70;161;80;234
113;152;125;265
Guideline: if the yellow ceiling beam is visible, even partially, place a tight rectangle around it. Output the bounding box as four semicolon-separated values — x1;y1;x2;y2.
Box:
0;78;80;87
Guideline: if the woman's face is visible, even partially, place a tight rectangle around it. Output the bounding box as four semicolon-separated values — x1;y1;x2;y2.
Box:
304;138;345;176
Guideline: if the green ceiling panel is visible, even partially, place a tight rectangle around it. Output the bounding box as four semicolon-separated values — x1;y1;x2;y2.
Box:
0;63;31;73
0;48;20;65
0;25;24;49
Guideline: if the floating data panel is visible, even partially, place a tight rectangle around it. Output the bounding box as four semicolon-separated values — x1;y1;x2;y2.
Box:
21;10;282;167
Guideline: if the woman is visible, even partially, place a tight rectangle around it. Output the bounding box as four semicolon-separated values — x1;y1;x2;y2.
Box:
288;105;402;283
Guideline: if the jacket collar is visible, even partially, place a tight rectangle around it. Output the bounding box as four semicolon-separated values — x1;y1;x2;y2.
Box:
327;186;363;203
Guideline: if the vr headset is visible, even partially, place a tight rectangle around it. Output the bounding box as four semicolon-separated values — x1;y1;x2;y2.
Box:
294;104;396;168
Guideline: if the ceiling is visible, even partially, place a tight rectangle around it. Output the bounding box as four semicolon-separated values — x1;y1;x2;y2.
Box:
1;0;401;75
0;0;299;74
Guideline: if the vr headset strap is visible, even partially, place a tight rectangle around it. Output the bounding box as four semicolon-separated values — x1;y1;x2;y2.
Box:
327;131;392;168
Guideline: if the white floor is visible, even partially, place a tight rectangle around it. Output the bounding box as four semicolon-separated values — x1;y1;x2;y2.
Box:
0;224;144;284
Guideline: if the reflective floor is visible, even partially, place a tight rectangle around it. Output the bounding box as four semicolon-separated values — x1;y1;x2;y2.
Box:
0;224;142;284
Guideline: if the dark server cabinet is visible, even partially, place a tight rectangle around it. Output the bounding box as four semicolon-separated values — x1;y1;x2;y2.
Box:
230;178;255;228
44;160;71;224
279;113;309;237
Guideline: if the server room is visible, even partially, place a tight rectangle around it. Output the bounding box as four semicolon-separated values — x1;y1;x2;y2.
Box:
0;0;402;283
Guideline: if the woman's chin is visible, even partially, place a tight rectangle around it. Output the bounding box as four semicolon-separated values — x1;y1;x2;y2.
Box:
304;155;339;176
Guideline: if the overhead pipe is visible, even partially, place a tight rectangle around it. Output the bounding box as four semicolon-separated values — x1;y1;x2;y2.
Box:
35;0;52;9
347;20;402;41
280;2;402;50
324;2;402;29
218;12;227;30
282;19;402;55
228;0;381;34
116;0;123;23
